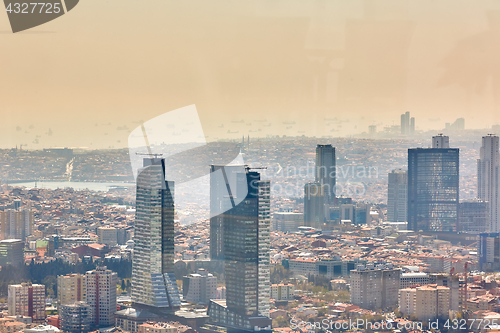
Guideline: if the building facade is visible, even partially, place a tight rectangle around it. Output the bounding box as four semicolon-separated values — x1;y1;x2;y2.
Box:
57;274;87;305
408;138;459;232
399;285;450;321
97;227;117;246
131;158;181;311
350;264;400;311
8;283;46;321
458;199;489;232
315;144;336;202
387;169;407;222
85;266;117;327
208;168;272;332
270;284;295;301
59;302;91;333
304;182;325;230
0;239;24;267
182;268;217;305
478;134;500;232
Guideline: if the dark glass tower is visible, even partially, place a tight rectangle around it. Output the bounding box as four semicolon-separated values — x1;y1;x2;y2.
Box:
304;182;326;230
131;158;181;312
408;147;459;232
208;167;271;333
315;144;336;202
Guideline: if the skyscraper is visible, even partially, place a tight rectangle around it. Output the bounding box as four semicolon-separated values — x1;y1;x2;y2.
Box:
304;182;326;230
0;239;24;267
209;165;248;260
478;134;500;232
408;136;459;232
387;169;408;222
400;112;415;136
432;134;450;148
315;144;336;202
208;168;272;332
131;158;181;312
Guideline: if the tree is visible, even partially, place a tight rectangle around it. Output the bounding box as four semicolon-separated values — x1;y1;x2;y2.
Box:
121;279;126;292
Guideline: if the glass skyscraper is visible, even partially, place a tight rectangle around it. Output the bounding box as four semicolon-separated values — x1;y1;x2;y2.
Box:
408;144;459;232
131;158;181;312
208;167;272;332
315;144;336;202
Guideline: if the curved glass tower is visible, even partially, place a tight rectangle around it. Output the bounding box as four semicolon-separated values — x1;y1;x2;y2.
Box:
131;158;181;311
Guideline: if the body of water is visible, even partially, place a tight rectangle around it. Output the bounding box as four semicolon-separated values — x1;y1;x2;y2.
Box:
11;181;135;192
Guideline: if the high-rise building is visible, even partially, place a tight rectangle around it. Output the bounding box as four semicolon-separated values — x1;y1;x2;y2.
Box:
0;239;24;267
350;264;400;311
410;117;415;136
57;273;87;305
478;233;500;271
59;302;91;333
85;266;117;327
432;134;450;148
387;169;408;222
272;212;303;232
8;283;46;321
131;158;181;312
315;144;336;202
182;268;217;305
304;183;325;230
478;134;500;232
208;168;272;332
408;136;459;232
401;112;409;135
209;165;247;260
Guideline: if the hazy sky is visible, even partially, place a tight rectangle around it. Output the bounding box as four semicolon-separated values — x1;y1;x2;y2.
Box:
2;0;500;149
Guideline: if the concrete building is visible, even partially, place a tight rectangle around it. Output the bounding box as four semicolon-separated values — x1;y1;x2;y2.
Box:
350;264;400;311
57;273;87;305
387;169;407;222
23;325;59;333
0;209;33;241
97;227;117;246
289;258;362;279
270;284;295;301
182;268;217;305
85;266;117;327
0;239;24;267
399;285;450;321
8;283;46;321
272;212;303;232
59;302;91;333
432;134;450;148
478;134;500;232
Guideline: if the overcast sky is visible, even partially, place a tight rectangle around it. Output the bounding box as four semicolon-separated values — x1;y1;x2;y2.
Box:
2;0;500;149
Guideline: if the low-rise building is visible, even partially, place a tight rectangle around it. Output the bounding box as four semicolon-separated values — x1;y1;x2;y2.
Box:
270;284;294;301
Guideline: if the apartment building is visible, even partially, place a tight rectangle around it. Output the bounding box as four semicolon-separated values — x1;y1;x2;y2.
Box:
85;266;117;327
8;283;46;321
399;285;450;321
182;268;217;305
57;273;87;305
270;284;295;301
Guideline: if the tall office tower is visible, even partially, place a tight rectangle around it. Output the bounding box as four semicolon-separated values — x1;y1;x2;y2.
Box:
60;302;91;333
131;158;181;312
304;182;326;230
0;239;24;267
387;169;408;222
208;168;272;332
478;135;500;232
315;144;336;202
8;283;46;321
401;111;410;135
478;233;500;270
432;134;450;148
410;117;415;136
408;138;459;232
209;165;247;260
57;274;87;305
85;266;117;327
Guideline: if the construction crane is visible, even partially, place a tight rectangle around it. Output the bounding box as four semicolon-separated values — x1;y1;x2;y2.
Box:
245;166;267;171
